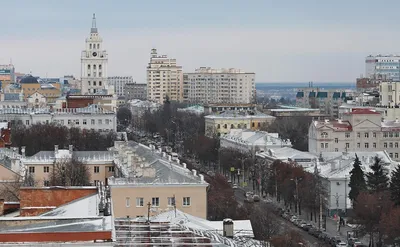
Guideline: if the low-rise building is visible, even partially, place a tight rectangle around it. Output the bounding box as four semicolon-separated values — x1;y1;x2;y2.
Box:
0;105;117;132
220;129;291;154
308;108;400;161
264;105;327;118
109;141;208;219
124;82;147;101
256;147;318;168
204;111;275;137
204;103;256;115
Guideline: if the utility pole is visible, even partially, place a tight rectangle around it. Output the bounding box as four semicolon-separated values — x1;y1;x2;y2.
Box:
147;202;151;223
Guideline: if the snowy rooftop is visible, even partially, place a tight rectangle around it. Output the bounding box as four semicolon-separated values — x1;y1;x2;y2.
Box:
23;150;114;164
128;99;160;108
221;129;292;148
205;110;275;120
109;141;207;186
0;104;114;115
257;147;318;166
177;105;205;114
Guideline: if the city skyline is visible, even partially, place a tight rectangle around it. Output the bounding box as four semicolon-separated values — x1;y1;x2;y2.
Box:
2;0;400;83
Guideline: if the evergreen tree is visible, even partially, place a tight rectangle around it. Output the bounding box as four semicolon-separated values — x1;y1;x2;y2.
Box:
390;165;400;205
348;154;367;202
366;156;389;193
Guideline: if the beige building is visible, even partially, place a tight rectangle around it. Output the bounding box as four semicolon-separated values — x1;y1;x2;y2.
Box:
20;145;115;186
204;111;275;136
183;67;255;104
309;108;400;161
147;48;183;103
109;141;208;219
379;81;400;106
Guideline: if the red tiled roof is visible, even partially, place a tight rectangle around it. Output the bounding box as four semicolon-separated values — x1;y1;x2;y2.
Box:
345;109;380;115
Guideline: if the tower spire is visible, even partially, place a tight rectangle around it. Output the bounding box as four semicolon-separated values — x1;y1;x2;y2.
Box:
91;13;98;33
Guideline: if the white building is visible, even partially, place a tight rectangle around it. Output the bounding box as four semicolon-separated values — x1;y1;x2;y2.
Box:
366;55;400;81
128;99;161;117
108;76;134;97
183;67;255;104
256;147;318;168
220;129;291;154
81;14;109;95
0;105;116;132
308;108;400;161
147;49;183;104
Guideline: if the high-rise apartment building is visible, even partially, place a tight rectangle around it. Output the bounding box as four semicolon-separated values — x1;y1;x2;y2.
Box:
147;49;183;104
183;67;255;104
108;76;134;97
365;55;400;81
124;83;147;101
81;14;109;95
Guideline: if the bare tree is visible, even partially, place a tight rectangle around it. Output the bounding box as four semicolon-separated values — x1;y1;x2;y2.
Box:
249;205;280;241
49;158;91;186
0;172;37;201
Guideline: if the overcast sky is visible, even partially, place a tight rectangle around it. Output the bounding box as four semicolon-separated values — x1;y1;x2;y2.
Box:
1;0;400;83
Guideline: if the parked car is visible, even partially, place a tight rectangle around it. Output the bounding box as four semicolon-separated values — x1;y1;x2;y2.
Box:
336;242;347;247
232;183;238;189
290;216;298;223
253;195;260;202
302;224;312;231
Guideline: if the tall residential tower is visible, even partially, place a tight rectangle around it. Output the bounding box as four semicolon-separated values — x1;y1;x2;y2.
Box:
81;14;109;94
147;49;183;104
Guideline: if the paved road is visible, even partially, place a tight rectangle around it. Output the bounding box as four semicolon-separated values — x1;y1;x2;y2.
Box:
234;188;324;246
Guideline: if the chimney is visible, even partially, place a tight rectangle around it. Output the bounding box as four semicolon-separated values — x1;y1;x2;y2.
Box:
162;152;166;158
192;169;197;177
168;155;172;161
54;145;59;154
158;148;162;153
223;218;234;238
21;146;26;157
182;163;187;169
69;145;73;154
199;174;204;181
176;159;180;164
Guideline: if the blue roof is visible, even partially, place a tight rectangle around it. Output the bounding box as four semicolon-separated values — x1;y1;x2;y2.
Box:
317;92;328;98
296;92;304;98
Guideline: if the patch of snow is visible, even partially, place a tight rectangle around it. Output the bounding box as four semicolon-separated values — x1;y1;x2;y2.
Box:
21;206;56;209
40;193;98;217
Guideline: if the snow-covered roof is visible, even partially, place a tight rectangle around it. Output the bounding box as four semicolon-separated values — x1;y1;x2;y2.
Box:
257;147;318;166
205;110;275;120
177;105;204;114
40;193;98;217
128;99;160;108
221;129;291;148
0;122;8;130
23;150;114;164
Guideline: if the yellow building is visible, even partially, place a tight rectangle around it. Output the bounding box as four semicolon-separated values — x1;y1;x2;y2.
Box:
108;141;208;219
20;76;61;103
204;111;275;136
22;145;115;186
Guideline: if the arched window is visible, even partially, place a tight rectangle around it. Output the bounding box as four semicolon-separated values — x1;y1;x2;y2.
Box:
321;132;328;138
99;64;102;70
87;64;90;70
244;124;247;128
224;124;227;129
217;124;220;129
99;81;102;86
93;64;96;70
35;99;39;103
237;124;241;129
93;81;96;86
97;44;100;49
89;44;92;49
231;124;234;129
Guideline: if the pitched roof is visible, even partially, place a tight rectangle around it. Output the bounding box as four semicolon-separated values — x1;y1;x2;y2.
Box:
345;109;380;115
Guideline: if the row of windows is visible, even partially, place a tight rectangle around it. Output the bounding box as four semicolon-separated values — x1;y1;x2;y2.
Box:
217;122;261;129
89;44;100;49
29;166;114;174
322;132;400;139
126;196;191;208
88;81;102;86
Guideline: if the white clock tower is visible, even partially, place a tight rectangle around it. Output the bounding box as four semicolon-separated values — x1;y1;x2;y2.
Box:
81;14;109;95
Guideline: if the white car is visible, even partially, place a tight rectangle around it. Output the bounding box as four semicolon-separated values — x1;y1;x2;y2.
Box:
232;184;238;189
336;242;347;247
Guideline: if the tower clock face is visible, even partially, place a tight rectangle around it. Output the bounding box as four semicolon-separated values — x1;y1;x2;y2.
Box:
92;52;97;57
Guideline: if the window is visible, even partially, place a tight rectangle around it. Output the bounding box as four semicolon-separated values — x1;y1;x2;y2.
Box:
335;148;338;152
365;132;369;138
136;197;144;207
105;119;110;125
167;197;175;207
390;132;394;138
258;122;261;127
99;81;102;86
324;143;328;148
183;197;191;206
126;197;130;207
43;166;49;173
83;119;87;125
390;143;393;148
88;64;91;70
373;132;377;138
44;180;50;186
373;143;377;148
252;122;255;128
334;138;338;143
396;143;399;148
384;142;388;148
26;120;30;125
345;133;350;138
357;143;360;148
93;64;96;70
390;153;393;158
231;124;234;129
224;124;227;129
88;81;91;86
75;119;79;125
93;81;96;86
237;124;241;128
91;119;95;125
68;119;71;125
98;119;102;125
152;197;160;207
396;132;400;137
217;124;220;129
321;132;328;138
99;64;102;69
396;153;399;159
320;143;324;148
94;166;100;173
365;143;369;148
244;124;247;128
29;167;35;173
108;166;114;172
357;132;360;138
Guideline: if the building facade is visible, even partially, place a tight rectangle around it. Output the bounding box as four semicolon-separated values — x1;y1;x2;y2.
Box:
109;141;208;219
124;83;147;101
379;81;400;106
366;55;400;81
81;14;109;95
108;76;134;97
183;67;256;104
204;111;275;136
0;64;16;90
0;105;117;132
147;49;183;104
308;108;400;161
